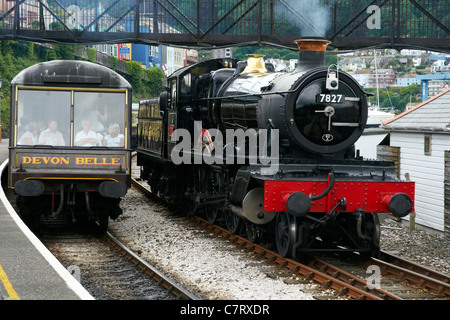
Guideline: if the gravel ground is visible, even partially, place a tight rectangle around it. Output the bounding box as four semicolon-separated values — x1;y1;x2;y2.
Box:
110;184;449;300
109;187;318;300
380;219;449;276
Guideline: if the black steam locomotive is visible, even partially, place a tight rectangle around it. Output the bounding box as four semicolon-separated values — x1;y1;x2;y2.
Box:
137;39;414;258
9;60;132;233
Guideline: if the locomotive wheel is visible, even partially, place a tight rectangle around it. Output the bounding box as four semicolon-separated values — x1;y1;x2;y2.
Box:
364;213;381;258
224;210;243;234
148;169;161;194
205;208;219;224
190;166;208;214
205;171;224;224
245;221;263;243
275;212;297;258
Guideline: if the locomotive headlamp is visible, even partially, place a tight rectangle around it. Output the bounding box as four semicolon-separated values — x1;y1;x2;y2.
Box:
326;65;339;91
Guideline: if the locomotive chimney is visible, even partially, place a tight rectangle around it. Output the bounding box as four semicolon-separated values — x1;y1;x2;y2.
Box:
294;38;331;70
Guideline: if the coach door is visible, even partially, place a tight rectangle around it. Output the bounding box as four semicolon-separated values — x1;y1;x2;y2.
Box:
167;78;178;157
444;151;450;239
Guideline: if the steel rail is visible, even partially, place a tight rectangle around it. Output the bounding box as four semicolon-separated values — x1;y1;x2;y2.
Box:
105;231;198;300
193;215;396;300
306;256;401;300
131;176;449;299
372;251;450;297
132;176;386;300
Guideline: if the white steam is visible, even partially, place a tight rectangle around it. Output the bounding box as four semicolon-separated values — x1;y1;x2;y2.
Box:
278;0;336;38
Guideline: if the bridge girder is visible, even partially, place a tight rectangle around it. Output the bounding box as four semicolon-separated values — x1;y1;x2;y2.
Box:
0;0;448;51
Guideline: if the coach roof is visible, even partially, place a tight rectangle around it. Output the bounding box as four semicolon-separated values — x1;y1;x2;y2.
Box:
12;60;131;89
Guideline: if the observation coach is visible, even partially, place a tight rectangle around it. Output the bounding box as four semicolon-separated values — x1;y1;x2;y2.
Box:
137;39;415;258
8;60;132;232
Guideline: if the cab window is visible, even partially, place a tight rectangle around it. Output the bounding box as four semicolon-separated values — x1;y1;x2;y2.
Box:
73;91;126;147
16;89;70;146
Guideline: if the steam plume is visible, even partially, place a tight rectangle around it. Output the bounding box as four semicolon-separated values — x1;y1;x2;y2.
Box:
278;0;336;38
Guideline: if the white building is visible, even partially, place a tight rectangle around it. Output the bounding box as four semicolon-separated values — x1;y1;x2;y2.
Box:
429;80;450;98
212;48;233;59
400;49;424;56
380;88;450;236
165;47;186;76
92;43;118;57
352;69;371;88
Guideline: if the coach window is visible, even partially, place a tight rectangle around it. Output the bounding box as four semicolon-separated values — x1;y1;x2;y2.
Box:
16;89;71;146
73;91;126;147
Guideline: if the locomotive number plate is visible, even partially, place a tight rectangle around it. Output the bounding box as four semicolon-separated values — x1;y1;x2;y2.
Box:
316;93;345;103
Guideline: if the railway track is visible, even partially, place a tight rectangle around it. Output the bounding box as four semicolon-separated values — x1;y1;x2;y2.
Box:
132;176;450;300
40;227;197;300
306;252;449;300
3;176;197;301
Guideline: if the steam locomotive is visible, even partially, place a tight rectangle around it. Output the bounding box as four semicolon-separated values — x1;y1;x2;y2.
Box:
9;60;132;233
137;39;414;258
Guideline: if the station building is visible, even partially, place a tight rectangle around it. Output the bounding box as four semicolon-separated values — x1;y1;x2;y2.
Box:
380;88;450;238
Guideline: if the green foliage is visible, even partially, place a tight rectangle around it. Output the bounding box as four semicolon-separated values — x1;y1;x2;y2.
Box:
125;61;165;99
109;55;119;71
125;60;144;93
233;46;298;61
54;44;77;60
49;21;63;31
144;68;165;97
365;84;421;113
87;47;96;62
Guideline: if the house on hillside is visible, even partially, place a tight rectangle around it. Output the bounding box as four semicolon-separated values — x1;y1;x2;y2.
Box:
380;88;450;237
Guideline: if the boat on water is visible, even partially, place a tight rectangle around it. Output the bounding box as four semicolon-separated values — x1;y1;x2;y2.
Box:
367;106;395;128
356;106;394;159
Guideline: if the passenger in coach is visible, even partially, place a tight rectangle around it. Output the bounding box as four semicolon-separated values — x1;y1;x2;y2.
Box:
17;121;39;145
38;120;65;146
87;104;107;133
102;123;124;147
75;119;98;146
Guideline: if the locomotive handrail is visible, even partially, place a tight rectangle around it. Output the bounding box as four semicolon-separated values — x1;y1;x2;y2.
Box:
196;69;368;102
310;171;335;201
196;89;298;101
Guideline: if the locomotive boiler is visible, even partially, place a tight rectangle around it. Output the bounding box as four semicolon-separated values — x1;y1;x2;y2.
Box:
137;39;414;258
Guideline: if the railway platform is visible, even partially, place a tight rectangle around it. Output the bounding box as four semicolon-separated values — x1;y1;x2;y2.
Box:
0;139;93;300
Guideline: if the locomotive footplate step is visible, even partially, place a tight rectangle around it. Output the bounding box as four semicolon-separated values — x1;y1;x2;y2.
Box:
0;140;93;300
